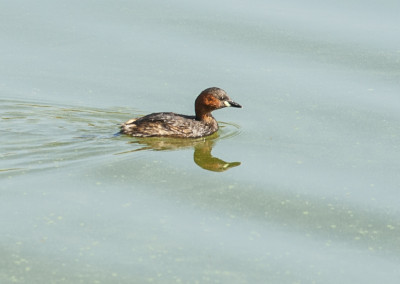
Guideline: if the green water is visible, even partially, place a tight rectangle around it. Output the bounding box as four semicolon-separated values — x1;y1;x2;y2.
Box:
2;0;400;283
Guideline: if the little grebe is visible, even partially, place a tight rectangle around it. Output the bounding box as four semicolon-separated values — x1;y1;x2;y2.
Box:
120;87;242;138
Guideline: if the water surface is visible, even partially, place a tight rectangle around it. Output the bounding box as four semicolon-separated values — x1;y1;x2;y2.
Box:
1;0;400;283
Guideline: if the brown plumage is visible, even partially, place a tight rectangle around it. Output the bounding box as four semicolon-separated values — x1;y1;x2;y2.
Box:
120;87;242;138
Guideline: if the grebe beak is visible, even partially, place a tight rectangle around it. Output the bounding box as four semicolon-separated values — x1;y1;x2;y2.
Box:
224;100;242;108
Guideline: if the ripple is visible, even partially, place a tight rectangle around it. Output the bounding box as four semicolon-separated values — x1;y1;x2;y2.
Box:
217;121;243;140
0;98;128;175
1;98;243;175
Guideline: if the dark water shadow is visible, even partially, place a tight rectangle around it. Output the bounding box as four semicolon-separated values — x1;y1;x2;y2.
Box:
115;128;241;172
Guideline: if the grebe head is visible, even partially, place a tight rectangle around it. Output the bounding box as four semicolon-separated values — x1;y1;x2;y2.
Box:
195;87;242;120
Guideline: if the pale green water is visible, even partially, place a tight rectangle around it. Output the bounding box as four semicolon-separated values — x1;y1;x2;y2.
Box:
1;0;400;283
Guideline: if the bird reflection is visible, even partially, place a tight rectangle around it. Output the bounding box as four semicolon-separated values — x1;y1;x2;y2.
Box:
117;134;240;172
192;140;240;172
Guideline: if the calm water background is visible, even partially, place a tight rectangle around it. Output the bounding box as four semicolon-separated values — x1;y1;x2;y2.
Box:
1;0;400;283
